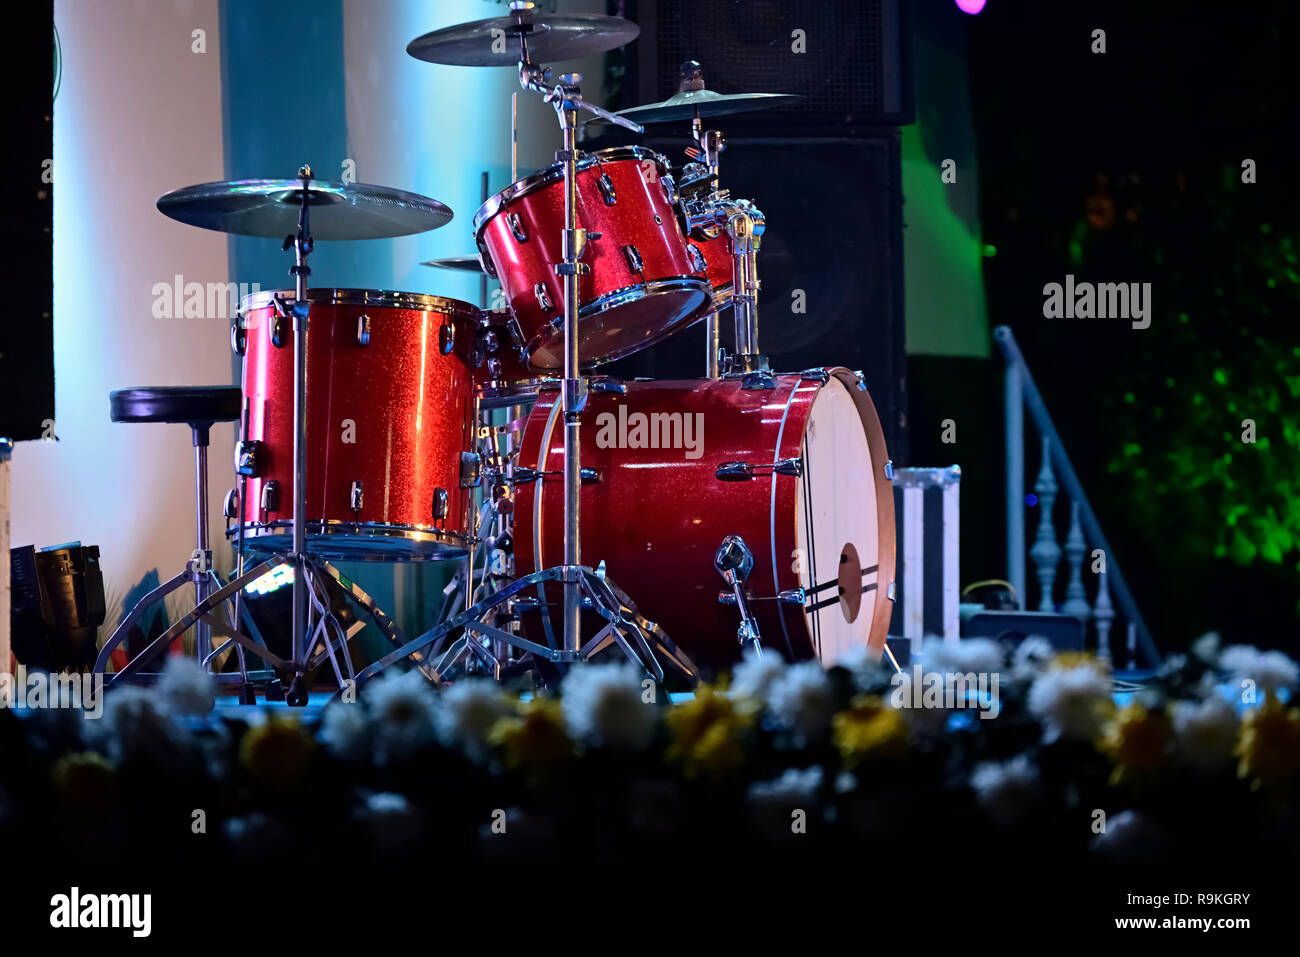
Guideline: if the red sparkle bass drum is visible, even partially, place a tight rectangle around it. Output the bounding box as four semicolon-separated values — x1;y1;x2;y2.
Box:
473;146;712;370
514;369;897;666
233;289;480;561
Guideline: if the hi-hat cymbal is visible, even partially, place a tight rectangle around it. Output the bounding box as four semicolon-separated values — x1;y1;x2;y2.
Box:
157;179;454;240
420;255;486;274
407;12;639;66
612;89;804;125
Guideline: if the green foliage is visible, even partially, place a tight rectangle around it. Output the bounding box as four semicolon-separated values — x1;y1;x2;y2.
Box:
1098;166;1300;575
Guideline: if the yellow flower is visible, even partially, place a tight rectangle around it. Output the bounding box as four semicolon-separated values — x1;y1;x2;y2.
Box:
1235;694;1300;791
832;696;908;768
239;716;314;793
1100;702;1172;786
1048;651;1110;675
665;684;752;778
489;696;572;778
52;751;118;812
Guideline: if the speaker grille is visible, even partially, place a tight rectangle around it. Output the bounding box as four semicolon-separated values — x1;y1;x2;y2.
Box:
652;0;898;122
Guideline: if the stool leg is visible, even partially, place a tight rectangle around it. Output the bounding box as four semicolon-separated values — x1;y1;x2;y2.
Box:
192;425;212;669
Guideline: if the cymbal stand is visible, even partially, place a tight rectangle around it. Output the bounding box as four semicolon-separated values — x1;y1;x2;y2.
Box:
348;37;700;689
284;165;314;705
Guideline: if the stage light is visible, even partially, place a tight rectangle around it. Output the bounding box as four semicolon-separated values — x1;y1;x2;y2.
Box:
245;563;294;596
955;0;986;13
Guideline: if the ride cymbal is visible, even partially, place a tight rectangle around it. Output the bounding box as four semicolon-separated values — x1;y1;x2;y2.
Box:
420;256;486;273
407;12;638;67
156;179;454;240
612;89;804;125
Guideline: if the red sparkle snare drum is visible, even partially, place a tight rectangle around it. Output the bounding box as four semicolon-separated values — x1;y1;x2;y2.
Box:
232;288;480;561
471;308;557;410
473;146;712;370
514;369;897;666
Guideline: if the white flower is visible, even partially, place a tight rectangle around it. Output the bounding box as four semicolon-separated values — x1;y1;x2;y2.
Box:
1011;637;1055;674
1218;644;1299;696
433;678;511;756
970;754;1043;828
1027;663;1112;742
924;638;1004;677
358;791;423;854
1191;631;1221;663
560;662;656;751
1089;809;1169;865
730;648;788;702
767;661;835;739
1171;694;1239;771
365;670;438;762
156;656;215;716
319;700;373;761
833;645;894;694
747;766;823;843
89;686;188;764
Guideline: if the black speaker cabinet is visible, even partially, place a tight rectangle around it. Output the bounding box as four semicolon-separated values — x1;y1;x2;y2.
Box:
603;133;908;463
630;0;913;133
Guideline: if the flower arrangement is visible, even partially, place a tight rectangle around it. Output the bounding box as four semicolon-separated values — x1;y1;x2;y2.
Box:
0;636;1296;870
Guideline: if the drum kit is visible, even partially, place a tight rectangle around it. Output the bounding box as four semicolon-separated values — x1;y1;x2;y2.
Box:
96;3;897;704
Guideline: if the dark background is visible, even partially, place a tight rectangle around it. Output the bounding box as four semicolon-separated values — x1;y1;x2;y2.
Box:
0;0;54;441
601;0;1298;652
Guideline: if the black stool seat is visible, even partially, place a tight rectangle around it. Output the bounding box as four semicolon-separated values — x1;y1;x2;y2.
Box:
110;386;242;426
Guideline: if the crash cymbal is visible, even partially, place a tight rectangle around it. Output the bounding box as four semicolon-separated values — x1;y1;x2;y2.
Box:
613;89;804;125
420;255;486;274
406;11;639;66
156;179;454;240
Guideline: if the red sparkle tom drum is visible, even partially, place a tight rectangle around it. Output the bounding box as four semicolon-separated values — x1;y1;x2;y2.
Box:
233;288;480;561
471;307;557;410
514;369;897;666
473;146;712;370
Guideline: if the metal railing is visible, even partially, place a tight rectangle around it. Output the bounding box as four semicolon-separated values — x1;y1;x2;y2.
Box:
995;326;1160;668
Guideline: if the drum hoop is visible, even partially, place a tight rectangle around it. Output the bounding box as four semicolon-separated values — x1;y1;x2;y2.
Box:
519;276;710;368
471;146;668;236
239;288;479;316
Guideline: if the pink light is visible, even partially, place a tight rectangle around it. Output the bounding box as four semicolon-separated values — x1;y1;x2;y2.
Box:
955;0;986;13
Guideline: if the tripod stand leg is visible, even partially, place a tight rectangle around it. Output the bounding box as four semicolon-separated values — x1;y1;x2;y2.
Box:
106;559;284;686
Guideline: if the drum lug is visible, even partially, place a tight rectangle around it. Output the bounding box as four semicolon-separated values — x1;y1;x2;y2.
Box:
778;587;807;606
230;321;246;356
622;244;644;274
459;452;483;489
354;314;370;346
800;367;830;384
686;243;707;273
505;315;526;348
269;312;286;348
853;369;867;390
587;376;626;395
260;480;281;513
534;282;554;312
884;460;894;480
439;321;456;355
716;458;801;481
432;487;449;520
507;212;527;243
222;488;239;520
887;581;897;602
740;370;775;390
597;171;617;206
511;466;598;485
235;439;264;477
660;172;678;206
350;480;364;512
